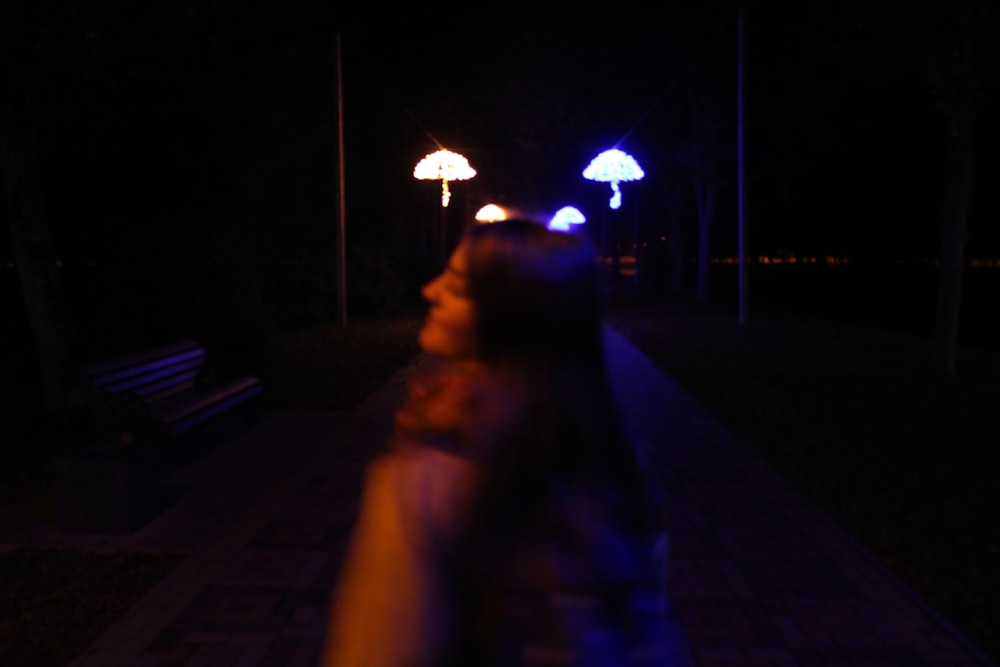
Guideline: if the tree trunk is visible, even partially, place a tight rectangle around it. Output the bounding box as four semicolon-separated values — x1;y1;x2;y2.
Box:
661;164;686;296
694;181;716;305
1;128;73;414
667;198;684;296
929;111;974;380
669;216;684;295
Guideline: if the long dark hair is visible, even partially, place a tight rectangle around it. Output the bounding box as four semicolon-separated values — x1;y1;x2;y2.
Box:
457;219;662;562
465;219;606;374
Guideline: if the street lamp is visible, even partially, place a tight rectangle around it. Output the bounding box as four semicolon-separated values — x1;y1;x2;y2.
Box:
414;149;477;265
582;148;645;210
413;149;477;207
475;204;507;223
548;206;586;231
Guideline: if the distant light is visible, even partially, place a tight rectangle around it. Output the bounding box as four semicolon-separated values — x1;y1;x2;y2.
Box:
548;206;586;232
582;148;645;209
413;149;476;207
475;204;507;223
549;206;586;230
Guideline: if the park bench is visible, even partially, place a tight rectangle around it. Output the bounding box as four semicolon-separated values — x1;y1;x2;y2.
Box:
78;339;264;447
61;340;263;533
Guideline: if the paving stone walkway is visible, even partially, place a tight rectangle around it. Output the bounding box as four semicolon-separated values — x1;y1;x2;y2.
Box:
17;325;993;666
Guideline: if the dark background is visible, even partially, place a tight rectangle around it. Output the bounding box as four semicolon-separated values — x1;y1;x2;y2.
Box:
3;7;998;660
3;1;999;391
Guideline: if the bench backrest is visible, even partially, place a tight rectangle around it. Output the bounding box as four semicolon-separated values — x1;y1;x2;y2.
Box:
80;340;263;444
83;339;208;389
80;341;213;434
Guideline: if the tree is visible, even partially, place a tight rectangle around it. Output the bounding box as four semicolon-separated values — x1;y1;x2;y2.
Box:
2;3;348;420
661;153;688;295
1;125;73;414
674;99;729;304
770;1;997;379
651;3;736;305
1;4;87;414
926;3;985;379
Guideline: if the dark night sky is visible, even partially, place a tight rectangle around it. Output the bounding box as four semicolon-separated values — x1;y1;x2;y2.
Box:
341;2;1000;259
3;1;999;262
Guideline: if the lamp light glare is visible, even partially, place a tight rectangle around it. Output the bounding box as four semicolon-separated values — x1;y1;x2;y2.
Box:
475;204;507;223
550;206;586;229
414;149;477;208
583;148;644;209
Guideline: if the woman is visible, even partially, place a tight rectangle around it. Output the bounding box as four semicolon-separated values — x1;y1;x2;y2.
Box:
322;219;677;666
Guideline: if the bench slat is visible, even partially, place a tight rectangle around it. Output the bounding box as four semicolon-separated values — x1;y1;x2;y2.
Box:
79;340;262;444
134;369;202;400
82;341;204;386
104;356;206;394
152;377;264;435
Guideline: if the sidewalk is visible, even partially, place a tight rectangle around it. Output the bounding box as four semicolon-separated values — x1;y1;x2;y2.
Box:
50;325;997;666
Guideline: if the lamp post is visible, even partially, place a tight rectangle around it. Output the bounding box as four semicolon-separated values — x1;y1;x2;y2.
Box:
335;33;347;328
737;2;749;326
583;148;645;276
414;149;476;264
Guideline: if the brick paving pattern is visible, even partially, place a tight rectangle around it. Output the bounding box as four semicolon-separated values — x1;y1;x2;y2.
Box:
37;326;996;666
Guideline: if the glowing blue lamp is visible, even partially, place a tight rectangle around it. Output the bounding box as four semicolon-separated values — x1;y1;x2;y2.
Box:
548;206;586;231
582;148;644;209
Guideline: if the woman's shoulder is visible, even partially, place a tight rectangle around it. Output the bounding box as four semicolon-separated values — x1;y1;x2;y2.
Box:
393;360;522;459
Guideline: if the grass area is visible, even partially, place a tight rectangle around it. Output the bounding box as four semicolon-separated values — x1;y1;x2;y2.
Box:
3;295;999;664
0;549;184;667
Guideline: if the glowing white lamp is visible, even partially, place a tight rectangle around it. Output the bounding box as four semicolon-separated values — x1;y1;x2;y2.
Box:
475;204;507;223
413;149;477;207
549;206;586;231
582;148;644;209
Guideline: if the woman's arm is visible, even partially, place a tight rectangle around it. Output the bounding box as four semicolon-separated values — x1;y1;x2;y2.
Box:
320;447;478;667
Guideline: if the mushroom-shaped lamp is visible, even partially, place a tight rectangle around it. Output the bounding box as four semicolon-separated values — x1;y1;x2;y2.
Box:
548;206;586;231
475;204;507;223
582;148;644;210
414;149;477;207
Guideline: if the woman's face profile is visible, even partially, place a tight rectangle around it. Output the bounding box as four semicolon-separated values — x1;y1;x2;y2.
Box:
419;242;479;360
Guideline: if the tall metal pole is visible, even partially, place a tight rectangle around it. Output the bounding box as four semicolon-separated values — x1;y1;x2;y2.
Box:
335;32;348;328
737;3;749;326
